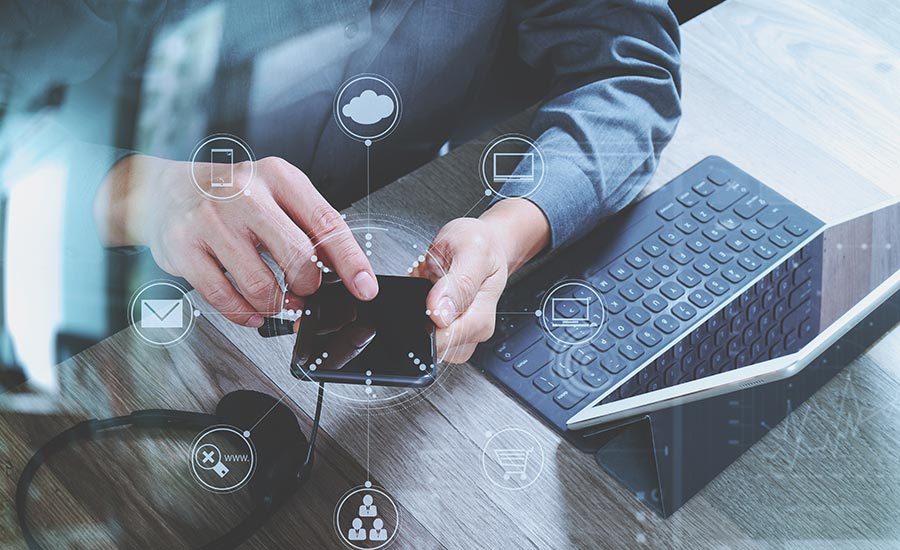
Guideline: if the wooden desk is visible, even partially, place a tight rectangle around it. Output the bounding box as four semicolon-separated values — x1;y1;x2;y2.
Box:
4;0;900;548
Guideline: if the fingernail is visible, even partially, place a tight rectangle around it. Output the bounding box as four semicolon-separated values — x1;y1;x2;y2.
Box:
353;271;379;300
248;314;264;328
437;296;457;327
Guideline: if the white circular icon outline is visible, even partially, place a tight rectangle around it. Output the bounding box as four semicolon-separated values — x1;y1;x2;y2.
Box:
334;485;400;550
189;425;256;494
479;134;546;199
481;427;546;491
539;279;607;347
189;133;257;201
333;74;402;142
127;280;196;347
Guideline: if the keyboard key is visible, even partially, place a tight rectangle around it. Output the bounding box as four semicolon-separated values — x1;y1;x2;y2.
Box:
664;365;679;386
792;259;815;284
770;231;794;248
605;296;626;314
626;251;651;269
581;367;609;389
653;260;678;277
637;327;663;347
670;248;692;265
643;294;667;313
734;195;768;219
659;229;683;246
554;298;582;319
675;218;699;234
708;182;749;211
738;254;761;271
590;334;615;353
789;279;814;308
757;206;788;229
601;356;627;374
566;326;592;340
642;241;666;257
553;361;578;379
741;224;765;240
494;330;541;361
594;276;616;293
726;236;750;252
619;283;644;302
513;347;553;376
572;347;598;366
554;389;587;410
688;289;714;308
692;180;715;196
719;215;742;231
660;281;685;300
710;247;734;264
672;302;698;321
692;207;715;223
636;272;661;289
754;242;777;260
784;221;808;237
654;314;680;334
694;258;717;276
705;277;730;296
533;371;560;393
656;202;684;221
626;307;651;326
609;263;633;281
687;237;710;253
609;321;633;339
706;168;730;185
619;340;645;361
703;225;726;242
677;191;700;207
547;339;570;353
677;270;702;288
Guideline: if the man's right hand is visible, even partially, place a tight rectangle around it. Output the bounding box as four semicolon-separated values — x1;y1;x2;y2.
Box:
96;154;378;327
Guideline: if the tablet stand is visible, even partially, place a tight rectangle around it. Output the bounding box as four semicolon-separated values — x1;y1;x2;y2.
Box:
577;287;900;517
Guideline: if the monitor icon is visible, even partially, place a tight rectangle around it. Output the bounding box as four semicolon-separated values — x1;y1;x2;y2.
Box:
492;152;534;184
551;297;590;327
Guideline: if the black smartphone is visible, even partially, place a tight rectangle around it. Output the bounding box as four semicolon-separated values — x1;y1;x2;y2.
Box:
291;275;437;387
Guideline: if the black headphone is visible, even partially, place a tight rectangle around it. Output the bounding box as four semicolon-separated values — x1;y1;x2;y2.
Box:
16;384;325;549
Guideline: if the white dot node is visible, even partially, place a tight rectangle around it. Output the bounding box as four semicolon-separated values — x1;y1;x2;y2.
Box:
419;364;426;371
364;481;372;488
315;358;322;365
366;250;372;256
534;310;542;317
837;243;843;249
309;365;317;371
484;189;492;196
243;189;251;196
322;352;329;358
323;267;331;273
413;358;420;365
862;243;869;249
365;379;372;386
316;261;324;268
408;352;415;358
364;139;372;147
425;309;431;315
365;387;372;394
429;364;434;369
194;310;201;317
365;242;372;248
413;244;418;249
310;255;317;262
407;267;413;274
413;261;419;268
887;243;892;249
305;309;312;316
418;255;425;262
366;370;373;376
365;233;373;240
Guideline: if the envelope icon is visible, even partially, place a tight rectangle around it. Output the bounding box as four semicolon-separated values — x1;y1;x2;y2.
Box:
141;299;184;329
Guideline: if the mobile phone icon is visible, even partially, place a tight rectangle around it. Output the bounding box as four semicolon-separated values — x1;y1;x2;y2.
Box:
210;148;234;188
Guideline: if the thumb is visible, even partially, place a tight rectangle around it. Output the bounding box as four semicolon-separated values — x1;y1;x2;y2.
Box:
426;251;487;328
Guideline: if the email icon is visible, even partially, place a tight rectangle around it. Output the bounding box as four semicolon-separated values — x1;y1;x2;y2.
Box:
141;299;184;329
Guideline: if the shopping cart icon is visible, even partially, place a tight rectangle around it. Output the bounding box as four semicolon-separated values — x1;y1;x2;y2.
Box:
494;448;533;481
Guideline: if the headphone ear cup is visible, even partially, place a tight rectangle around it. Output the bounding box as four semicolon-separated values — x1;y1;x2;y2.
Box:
215;391;309;502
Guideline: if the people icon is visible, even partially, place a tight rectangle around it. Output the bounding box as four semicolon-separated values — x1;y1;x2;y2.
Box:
358;493;378;517
369;518;388;541
348;518;367;541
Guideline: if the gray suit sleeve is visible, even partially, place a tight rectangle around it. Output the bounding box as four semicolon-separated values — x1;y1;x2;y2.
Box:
498;0;682;249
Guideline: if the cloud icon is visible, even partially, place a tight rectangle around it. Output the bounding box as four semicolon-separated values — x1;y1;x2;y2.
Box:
341;89;395;125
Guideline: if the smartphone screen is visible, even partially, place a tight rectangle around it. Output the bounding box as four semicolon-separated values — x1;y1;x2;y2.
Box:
291;276;436;387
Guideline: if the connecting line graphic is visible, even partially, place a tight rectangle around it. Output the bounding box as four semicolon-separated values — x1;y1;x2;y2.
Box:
366;398;371;483
366;142;371;226
246;376;305;434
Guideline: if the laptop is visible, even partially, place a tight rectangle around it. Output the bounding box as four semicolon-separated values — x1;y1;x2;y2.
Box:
477;156;900;438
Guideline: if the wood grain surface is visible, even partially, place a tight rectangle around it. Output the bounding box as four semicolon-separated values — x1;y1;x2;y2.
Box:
4;0;900;548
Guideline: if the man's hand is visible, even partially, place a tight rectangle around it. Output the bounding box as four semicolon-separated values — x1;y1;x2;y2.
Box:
96;154;378;327
413;198;551;363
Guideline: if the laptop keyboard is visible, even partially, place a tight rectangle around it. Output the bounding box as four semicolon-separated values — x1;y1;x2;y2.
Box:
478;157;825;434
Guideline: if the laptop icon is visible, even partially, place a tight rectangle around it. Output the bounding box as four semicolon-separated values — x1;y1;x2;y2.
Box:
492;152;534;184
550;297;591;327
